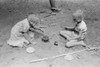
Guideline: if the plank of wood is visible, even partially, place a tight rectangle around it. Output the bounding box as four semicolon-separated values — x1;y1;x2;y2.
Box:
30;47;100;63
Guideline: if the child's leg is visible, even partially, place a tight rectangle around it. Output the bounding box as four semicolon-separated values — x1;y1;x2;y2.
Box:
49;0;60;12
66;40;87;48
49;0;56;9
60;30;72;40
7;38;29;48
16;38;30;47
81;32;87;40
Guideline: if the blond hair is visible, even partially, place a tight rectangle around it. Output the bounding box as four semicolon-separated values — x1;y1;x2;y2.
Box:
27;14;39;23
73;9;84;21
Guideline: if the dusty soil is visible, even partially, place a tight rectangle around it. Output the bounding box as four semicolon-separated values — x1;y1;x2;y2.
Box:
0;0;100;67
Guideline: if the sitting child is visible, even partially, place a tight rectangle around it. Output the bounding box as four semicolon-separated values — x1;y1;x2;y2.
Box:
7;14;44;47
60;9;87;47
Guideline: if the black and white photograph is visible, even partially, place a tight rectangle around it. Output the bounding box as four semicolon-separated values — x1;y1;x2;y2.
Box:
0;0;100;67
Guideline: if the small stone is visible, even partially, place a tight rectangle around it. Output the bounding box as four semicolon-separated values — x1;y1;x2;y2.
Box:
54;41;58;46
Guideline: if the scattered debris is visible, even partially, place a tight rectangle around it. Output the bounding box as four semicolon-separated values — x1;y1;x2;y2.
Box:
44;14;52;18
39;26;48;28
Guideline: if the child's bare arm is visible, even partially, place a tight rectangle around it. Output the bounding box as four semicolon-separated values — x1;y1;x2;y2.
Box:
29;27;44;35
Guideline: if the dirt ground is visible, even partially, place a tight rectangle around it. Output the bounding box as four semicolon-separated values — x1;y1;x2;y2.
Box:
0;0;100;67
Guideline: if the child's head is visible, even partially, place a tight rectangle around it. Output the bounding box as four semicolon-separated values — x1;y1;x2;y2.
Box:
73;9;84;23
27;14;40;27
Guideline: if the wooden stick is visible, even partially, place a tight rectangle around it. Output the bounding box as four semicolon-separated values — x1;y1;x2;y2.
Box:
30;47;100;63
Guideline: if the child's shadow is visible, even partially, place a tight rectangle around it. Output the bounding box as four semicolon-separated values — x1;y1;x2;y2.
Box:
28;30;44;40
34;32;44;39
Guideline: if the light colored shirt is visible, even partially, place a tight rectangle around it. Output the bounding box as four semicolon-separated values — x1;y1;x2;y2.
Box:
7;18;30;47
77;20;87;32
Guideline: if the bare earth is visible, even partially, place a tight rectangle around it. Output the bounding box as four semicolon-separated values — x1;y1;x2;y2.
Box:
0;0;100;67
